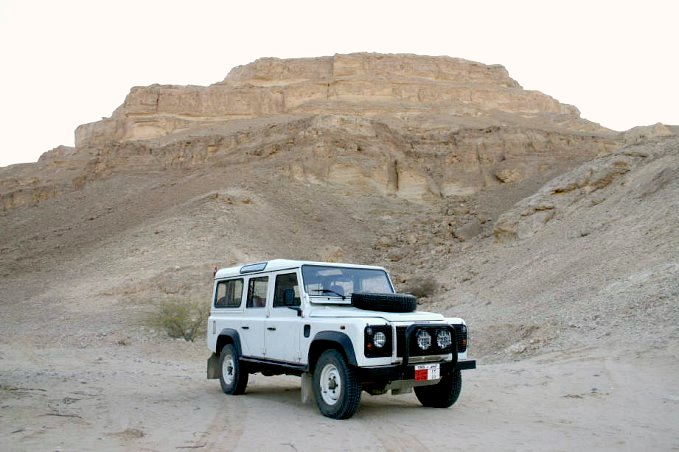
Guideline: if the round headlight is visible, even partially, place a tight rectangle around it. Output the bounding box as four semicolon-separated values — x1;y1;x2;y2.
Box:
416;329;432;350
437;329;452;349
373;331;387;348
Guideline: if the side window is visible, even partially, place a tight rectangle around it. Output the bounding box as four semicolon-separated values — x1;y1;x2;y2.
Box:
214;279;244;308
246;276;269;308
273;273;301;308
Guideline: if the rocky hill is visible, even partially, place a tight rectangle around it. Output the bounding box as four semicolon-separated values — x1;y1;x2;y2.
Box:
444;137;679;359
0;54;676;353
2;54;617;211
1;53;678;451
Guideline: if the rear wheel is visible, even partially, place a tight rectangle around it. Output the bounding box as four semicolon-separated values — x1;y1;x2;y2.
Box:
219;344;248;395
313;350;361;419
414;369;462;408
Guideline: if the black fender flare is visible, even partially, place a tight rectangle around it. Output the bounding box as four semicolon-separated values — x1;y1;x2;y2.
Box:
310;331;358;368
208;328;242;380
216;328;242;356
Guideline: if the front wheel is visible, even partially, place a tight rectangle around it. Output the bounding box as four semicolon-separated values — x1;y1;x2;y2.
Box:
219;344;248;395
414;369;462;408
313;350;362;419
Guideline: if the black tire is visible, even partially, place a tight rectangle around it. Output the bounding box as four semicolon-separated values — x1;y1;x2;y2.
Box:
351;293;417;313
313;350;362;419
219;344;248;395
414;369;462;408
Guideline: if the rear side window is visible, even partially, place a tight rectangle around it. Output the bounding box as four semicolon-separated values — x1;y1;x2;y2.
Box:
246;276;269;308
214;279;244;308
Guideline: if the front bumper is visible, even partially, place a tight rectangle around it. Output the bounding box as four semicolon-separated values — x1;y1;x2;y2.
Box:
356;359;476;384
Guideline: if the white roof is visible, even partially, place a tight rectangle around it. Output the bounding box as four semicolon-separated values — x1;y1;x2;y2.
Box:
214;259;387;279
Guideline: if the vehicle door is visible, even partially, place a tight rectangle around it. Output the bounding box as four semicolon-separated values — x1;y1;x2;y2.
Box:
209;277;245;352
264;271;302;363
239;275;269;358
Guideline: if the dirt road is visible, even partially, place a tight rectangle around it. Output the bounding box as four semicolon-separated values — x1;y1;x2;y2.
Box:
2;338;677;451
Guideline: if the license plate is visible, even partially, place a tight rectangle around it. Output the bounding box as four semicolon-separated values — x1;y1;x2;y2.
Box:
414;363;440;381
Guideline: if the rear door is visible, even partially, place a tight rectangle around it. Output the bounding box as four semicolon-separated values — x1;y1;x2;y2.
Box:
208;278;244;352
264;271;302;363
239;275;269;358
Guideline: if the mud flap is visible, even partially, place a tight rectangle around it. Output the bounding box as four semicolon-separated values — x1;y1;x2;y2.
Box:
301;372;314;404
207;353;221;379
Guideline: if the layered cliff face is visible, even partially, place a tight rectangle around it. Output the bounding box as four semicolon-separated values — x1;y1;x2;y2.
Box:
1;53;621;212
75;54;583;147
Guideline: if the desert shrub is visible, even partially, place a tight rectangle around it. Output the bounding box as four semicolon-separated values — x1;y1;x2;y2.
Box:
403;276;438;299
155;299;209;342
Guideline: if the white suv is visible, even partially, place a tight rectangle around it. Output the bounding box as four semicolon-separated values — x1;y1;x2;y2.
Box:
206;259;476;419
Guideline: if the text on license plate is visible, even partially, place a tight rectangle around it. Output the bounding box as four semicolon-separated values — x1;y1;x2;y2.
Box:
414;363;440;381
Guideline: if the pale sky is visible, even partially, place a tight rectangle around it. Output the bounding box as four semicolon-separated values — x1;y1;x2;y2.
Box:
1;0;677;167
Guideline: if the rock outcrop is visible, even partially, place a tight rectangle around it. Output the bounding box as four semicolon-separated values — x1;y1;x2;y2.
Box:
493;133;678;242
75;54;584;147
2;53;621;210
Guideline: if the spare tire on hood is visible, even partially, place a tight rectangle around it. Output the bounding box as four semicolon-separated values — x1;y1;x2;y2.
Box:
351;293;417;313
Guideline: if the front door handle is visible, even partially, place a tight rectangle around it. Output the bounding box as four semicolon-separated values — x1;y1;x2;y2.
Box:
267;327;276;331
241;326;250;330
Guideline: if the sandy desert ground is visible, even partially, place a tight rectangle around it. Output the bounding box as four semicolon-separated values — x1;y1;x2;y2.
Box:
2;334;678;451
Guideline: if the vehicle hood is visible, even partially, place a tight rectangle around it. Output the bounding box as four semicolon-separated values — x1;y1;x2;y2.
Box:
307;306;446;323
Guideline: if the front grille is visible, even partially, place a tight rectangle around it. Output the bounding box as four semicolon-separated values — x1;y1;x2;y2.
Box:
395;324;455;357
396;326;407;357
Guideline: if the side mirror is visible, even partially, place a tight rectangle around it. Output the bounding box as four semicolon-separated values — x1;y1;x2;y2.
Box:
288;306;303;317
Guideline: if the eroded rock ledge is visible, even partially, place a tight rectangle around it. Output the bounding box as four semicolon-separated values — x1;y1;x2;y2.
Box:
75;53;582;147
3;53;625;211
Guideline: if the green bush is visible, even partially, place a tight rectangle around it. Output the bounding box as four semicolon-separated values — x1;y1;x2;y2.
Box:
155;299;208;342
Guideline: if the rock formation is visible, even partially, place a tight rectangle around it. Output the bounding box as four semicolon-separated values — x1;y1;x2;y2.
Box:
75;54;583;146
494;137;679;242
2;54;678;452
1;53;621;211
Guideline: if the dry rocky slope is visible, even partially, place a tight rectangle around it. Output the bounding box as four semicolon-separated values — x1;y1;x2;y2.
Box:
1;53;678;450
1;53;677;355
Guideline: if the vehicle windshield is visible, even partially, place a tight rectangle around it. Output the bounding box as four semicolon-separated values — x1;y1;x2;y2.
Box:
301;265;394;298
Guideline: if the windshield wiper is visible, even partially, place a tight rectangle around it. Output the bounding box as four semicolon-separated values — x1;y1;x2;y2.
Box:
311;289;346;300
